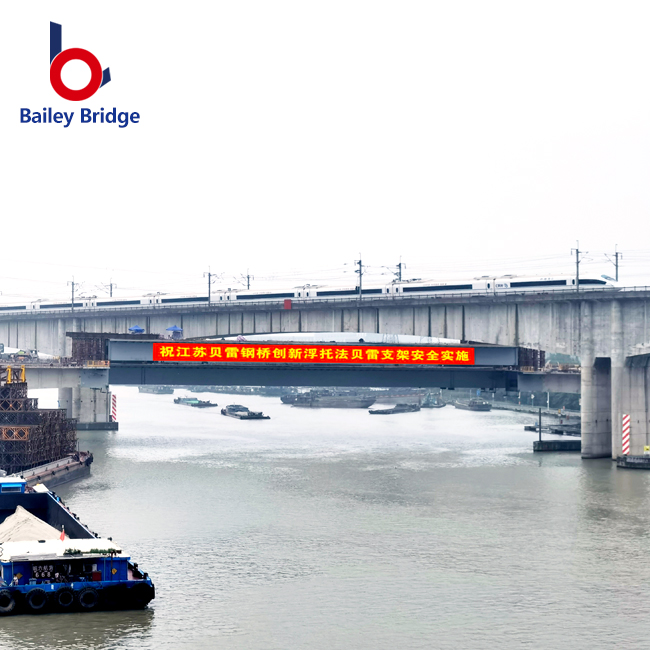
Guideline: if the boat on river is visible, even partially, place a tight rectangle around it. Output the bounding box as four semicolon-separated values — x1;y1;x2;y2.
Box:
454;399;492;412
139;386;174;395
369;403;421;415
0;477;154;616
221;405;270;420
421;393;447;409
370;389;426;405
174;397;218;408
285;390;375;409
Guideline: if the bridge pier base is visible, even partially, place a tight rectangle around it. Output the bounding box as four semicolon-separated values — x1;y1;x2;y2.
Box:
58;387;113;429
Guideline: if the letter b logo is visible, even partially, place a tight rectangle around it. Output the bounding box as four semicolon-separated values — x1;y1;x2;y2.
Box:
50;22;111;101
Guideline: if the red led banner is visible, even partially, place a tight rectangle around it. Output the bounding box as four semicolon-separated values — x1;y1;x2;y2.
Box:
153;343;475;365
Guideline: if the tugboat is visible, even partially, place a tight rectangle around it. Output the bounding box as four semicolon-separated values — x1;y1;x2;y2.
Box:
174;397;218;408
0;477;155;615
369;403;421;415
454;399;492;412
221;405;270;420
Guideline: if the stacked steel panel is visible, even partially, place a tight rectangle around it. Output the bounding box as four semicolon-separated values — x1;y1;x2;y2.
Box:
0;381;77;475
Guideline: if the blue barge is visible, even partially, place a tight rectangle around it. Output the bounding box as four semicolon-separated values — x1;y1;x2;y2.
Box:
0;477;154;615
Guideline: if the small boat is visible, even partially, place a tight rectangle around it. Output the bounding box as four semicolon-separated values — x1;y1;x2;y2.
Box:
454;399;492;412
173;397;218;408
420;393;447;409
0;477;154;616
221;405;270;420
369;403;421;415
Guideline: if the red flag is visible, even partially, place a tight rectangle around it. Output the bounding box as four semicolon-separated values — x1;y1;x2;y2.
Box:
60;526;65;541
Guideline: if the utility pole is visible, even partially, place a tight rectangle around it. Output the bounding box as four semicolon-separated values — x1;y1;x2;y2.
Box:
355;255;363;301
244;270;253;290
571;242;585;294
97;280;116;298
396;258;404;282
68;278;76;312
204;268;217;302
605;245;622;282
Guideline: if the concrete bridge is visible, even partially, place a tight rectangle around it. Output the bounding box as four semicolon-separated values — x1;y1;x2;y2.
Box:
3;287;650;459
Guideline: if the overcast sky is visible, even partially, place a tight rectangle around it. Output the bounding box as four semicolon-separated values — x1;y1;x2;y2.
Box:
1;1;649;302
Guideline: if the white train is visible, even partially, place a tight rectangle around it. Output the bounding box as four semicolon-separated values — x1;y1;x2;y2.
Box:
0;275;612;314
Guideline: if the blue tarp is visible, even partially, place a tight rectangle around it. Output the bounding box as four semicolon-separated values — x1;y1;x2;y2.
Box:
166;325;183;332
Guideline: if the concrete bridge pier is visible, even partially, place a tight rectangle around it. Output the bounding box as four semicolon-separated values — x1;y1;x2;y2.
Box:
621;356;650;455
581;357;612;459
580;302;612;459
58;386;113;429
611;301;625;457
58;387;73;418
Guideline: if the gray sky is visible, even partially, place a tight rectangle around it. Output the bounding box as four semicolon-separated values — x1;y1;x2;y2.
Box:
2;1;649;302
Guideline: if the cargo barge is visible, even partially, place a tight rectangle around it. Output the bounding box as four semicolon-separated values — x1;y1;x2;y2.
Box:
369;403;421;415
16;452;94;490
284;390;375;409
0;477;154;615
138;386;174;395
221;405;270;420
454;399;492;412
174;397;218;408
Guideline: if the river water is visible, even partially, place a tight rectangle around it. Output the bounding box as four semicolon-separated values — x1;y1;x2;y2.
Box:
1;388;650;650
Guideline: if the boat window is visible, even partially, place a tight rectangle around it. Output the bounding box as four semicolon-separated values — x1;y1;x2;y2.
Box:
1;485;22;493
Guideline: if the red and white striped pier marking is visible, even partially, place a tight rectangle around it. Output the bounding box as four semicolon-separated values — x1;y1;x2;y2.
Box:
622;413;631;455
111;394;117;422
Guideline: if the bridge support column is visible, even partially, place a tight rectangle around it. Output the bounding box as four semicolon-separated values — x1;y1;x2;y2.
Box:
581;301;612;459
57;319;66;358
57;387;73;418
620;357;650;455
581;358;612;458
611;301;625;458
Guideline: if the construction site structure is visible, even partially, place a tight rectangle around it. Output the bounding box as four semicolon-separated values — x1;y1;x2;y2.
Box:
0;366;77;475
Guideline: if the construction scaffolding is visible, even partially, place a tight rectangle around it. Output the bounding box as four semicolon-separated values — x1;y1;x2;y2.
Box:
0;373;77;475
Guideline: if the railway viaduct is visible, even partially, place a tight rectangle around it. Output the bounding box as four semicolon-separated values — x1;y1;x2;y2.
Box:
2;287;650;460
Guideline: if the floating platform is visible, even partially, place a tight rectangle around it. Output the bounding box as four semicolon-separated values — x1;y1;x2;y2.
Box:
533;440;581;452
616;455;650;469
77;422;118;431
17;453;94;489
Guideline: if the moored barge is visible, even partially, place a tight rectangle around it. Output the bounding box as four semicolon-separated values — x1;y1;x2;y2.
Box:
0;477;154;615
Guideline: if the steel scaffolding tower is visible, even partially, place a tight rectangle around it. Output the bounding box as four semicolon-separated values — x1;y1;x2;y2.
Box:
0;378;77;475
